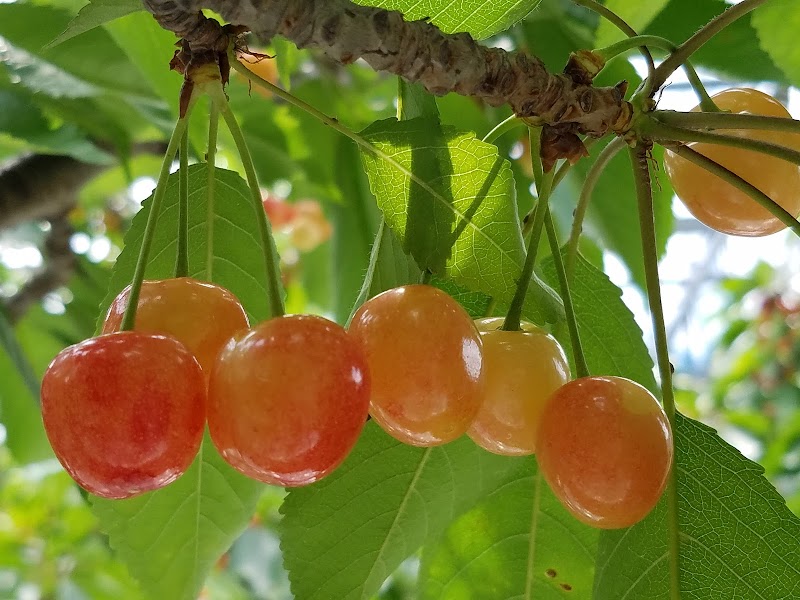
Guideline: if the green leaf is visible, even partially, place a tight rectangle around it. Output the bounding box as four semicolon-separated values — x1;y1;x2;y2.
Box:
594;413;800;599
99;164;271;324
0;3;156;99
360;117;562;324
645;0;786;83
352;0;543;40
419;460;598;599
92;433;263;600
595;0;671;48
92;165;271;600
541;253;657;393
0;88;112;163
752;0;800;87
280;423;525;600
47;0;143;48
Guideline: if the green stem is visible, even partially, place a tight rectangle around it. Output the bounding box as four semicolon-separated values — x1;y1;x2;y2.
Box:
597;36;716;111
209;83;285;318
648;121;800;166
174;127;190;278
521;137;600;238
566;137;626;280
572;0;655;80
205;101;219;281
528;127;545;194
628;144;681;600
544;210;589;378
482;115;523;144
120;116;191;331
653;110;800;136
503;168;555;332
663;142;800;237
648;0;768;94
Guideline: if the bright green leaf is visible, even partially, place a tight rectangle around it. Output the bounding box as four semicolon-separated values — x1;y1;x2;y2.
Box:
419;462;598;599
645;0;786;83
752;0;800;87
92;433;263;600
595;0;670;48
360;117;563;324
280;423;525;600
353;0;542;40
0;3;156;99
93;165;272;600
47;0;143;48
595;413;800;599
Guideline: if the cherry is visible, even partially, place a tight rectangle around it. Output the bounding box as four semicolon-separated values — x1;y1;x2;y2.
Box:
207;314;370;486
102;277;249;379
663;88;800;236
467;317;570;456
536;376;673;529
348;284;484;446
41;332;206;499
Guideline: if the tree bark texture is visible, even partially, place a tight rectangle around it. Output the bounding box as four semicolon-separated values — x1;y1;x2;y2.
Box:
141;0;632;138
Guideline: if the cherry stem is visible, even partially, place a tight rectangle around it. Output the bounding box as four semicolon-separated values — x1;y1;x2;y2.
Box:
544;211;589;378
482;115;523;144
653;110;800;136
175;127;190;279
566;137;625;281
662;142;800;237
629;143;680;600
120;114;191;331
521;138;599;238
209;83;285;318
572;0;655;81
648;120;800;166
597;36;717;111
503;167;554;332
205;101;219;281
647;0;768;94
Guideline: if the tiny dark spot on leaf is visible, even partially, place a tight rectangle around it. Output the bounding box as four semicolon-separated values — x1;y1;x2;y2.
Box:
545;569;557;578
561;583;573;591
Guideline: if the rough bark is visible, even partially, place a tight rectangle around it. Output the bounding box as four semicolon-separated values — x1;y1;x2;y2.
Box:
141;0;632;138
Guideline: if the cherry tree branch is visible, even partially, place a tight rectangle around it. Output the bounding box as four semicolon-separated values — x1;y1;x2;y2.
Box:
141;0;632;138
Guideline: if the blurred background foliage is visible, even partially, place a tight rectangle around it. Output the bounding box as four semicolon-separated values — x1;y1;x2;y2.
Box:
1;0;800;597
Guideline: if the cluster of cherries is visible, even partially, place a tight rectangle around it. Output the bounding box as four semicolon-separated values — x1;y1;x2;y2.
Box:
42;279;672;530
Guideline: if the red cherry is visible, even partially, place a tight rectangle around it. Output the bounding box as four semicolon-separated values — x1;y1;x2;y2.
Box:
348;284;485;446
536;376;673;529
207;314;370;486
41;332;206;499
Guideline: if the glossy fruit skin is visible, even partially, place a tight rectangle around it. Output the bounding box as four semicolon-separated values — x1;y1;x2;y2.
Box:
102;277;249;379
664;88;800;236
348;284;484;446
468;317;570;456
536;376;673;529
41;332;206;499
207;314;370;486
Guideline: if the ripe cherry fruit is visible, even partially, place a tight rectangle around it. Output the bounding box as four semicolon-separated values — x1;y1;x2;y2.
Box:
102;277;249;379
41;332;206;499
536;376;673;529
207;314;370;486
348;284;484;447
663;88;800;236
468;317;570;456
